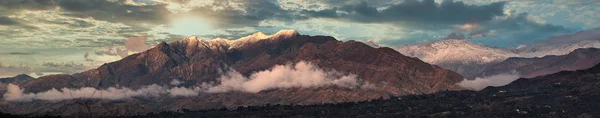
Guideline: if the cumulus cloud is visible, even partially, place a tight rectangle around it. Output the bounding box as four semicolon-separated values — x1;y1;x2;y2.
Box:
457;73;521;91
204;61;361;93
170;79;182;86
169;86;202;97
3;84;203;102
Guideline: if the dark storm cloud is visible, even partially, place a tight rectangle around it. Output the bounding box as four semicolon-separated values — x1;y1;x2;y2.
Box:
0;16;21;25
469;11;573;47
0;0;57;11
187;0;302;28
0;16;36;29
58;0;171;25
0;0;171;26
2;0;302;28
303;0;506;29
477;12;568;35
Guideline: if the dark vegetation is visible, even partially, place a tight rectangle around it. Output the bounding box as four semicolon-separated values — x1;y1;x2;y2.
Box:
2;80;598;118
126;88;597;118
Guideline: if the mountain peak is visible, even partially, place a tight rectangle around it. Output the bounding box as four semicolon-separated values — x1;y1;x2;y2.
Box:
443;32;466;40
363;40;381;48
393;38;518;77
155;41;170;49
271;29;299;39
245;32;269;40
237;30;299;41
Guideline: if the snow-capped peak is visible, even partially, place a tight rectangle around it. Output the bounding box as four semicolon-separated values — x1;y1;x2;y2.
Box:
443;32;466;40
270;30;299;39
239;32;269;41
393;39;517;64
176;30;301;50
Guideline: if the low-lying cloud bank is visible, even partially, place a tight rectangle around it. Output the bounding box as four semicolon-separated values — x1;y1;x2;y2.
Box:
3;84;203;102
4;61;372;102
457;73;521;91
203;61;362;93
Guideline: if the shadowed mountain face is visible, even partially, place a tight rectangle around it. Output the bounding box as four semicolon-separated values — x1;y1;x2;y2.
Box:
1;30;465;117
133;63;600;117
477;48;600;78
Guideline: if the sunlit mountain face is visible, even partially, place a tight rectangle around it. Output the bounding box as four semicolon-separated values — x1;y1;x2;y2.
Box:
1;0;599;117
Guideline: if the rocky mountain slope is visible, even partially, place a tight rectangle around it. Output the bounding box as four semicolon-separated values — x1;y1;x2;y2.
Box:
515;29;600;57
0;30;465;117
476;48;600;78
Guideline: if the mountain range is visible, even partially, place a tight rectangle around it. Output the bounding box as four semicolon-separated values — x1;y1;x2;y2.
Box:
133;62;600;117
0;30;464;117
1;29;599;117
393;29;600;79
477;48;600;78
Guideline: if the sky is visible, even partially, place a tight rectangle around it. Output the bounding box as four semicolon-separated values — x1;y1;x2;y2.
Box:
0;0;599;77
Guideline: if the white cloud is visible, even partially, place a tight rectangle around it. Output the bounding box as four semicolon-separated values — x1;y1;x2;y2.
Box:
4;61;376;102
170;79;182;86
169;86;202;97
204;61;362;93
3;83;208;102
457;72;521;91
4;84;166;102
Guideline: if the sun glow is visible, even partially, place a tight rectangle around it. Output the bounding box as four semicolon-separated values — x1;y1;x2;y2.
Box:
459;23;478;31
164;16;214;36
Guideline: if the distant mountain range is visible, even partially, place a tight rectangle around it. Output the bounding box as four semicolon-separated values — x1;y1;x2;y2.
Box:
0;30;464;117
393;38;516;78
392;29;600;79
477;48;600;78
